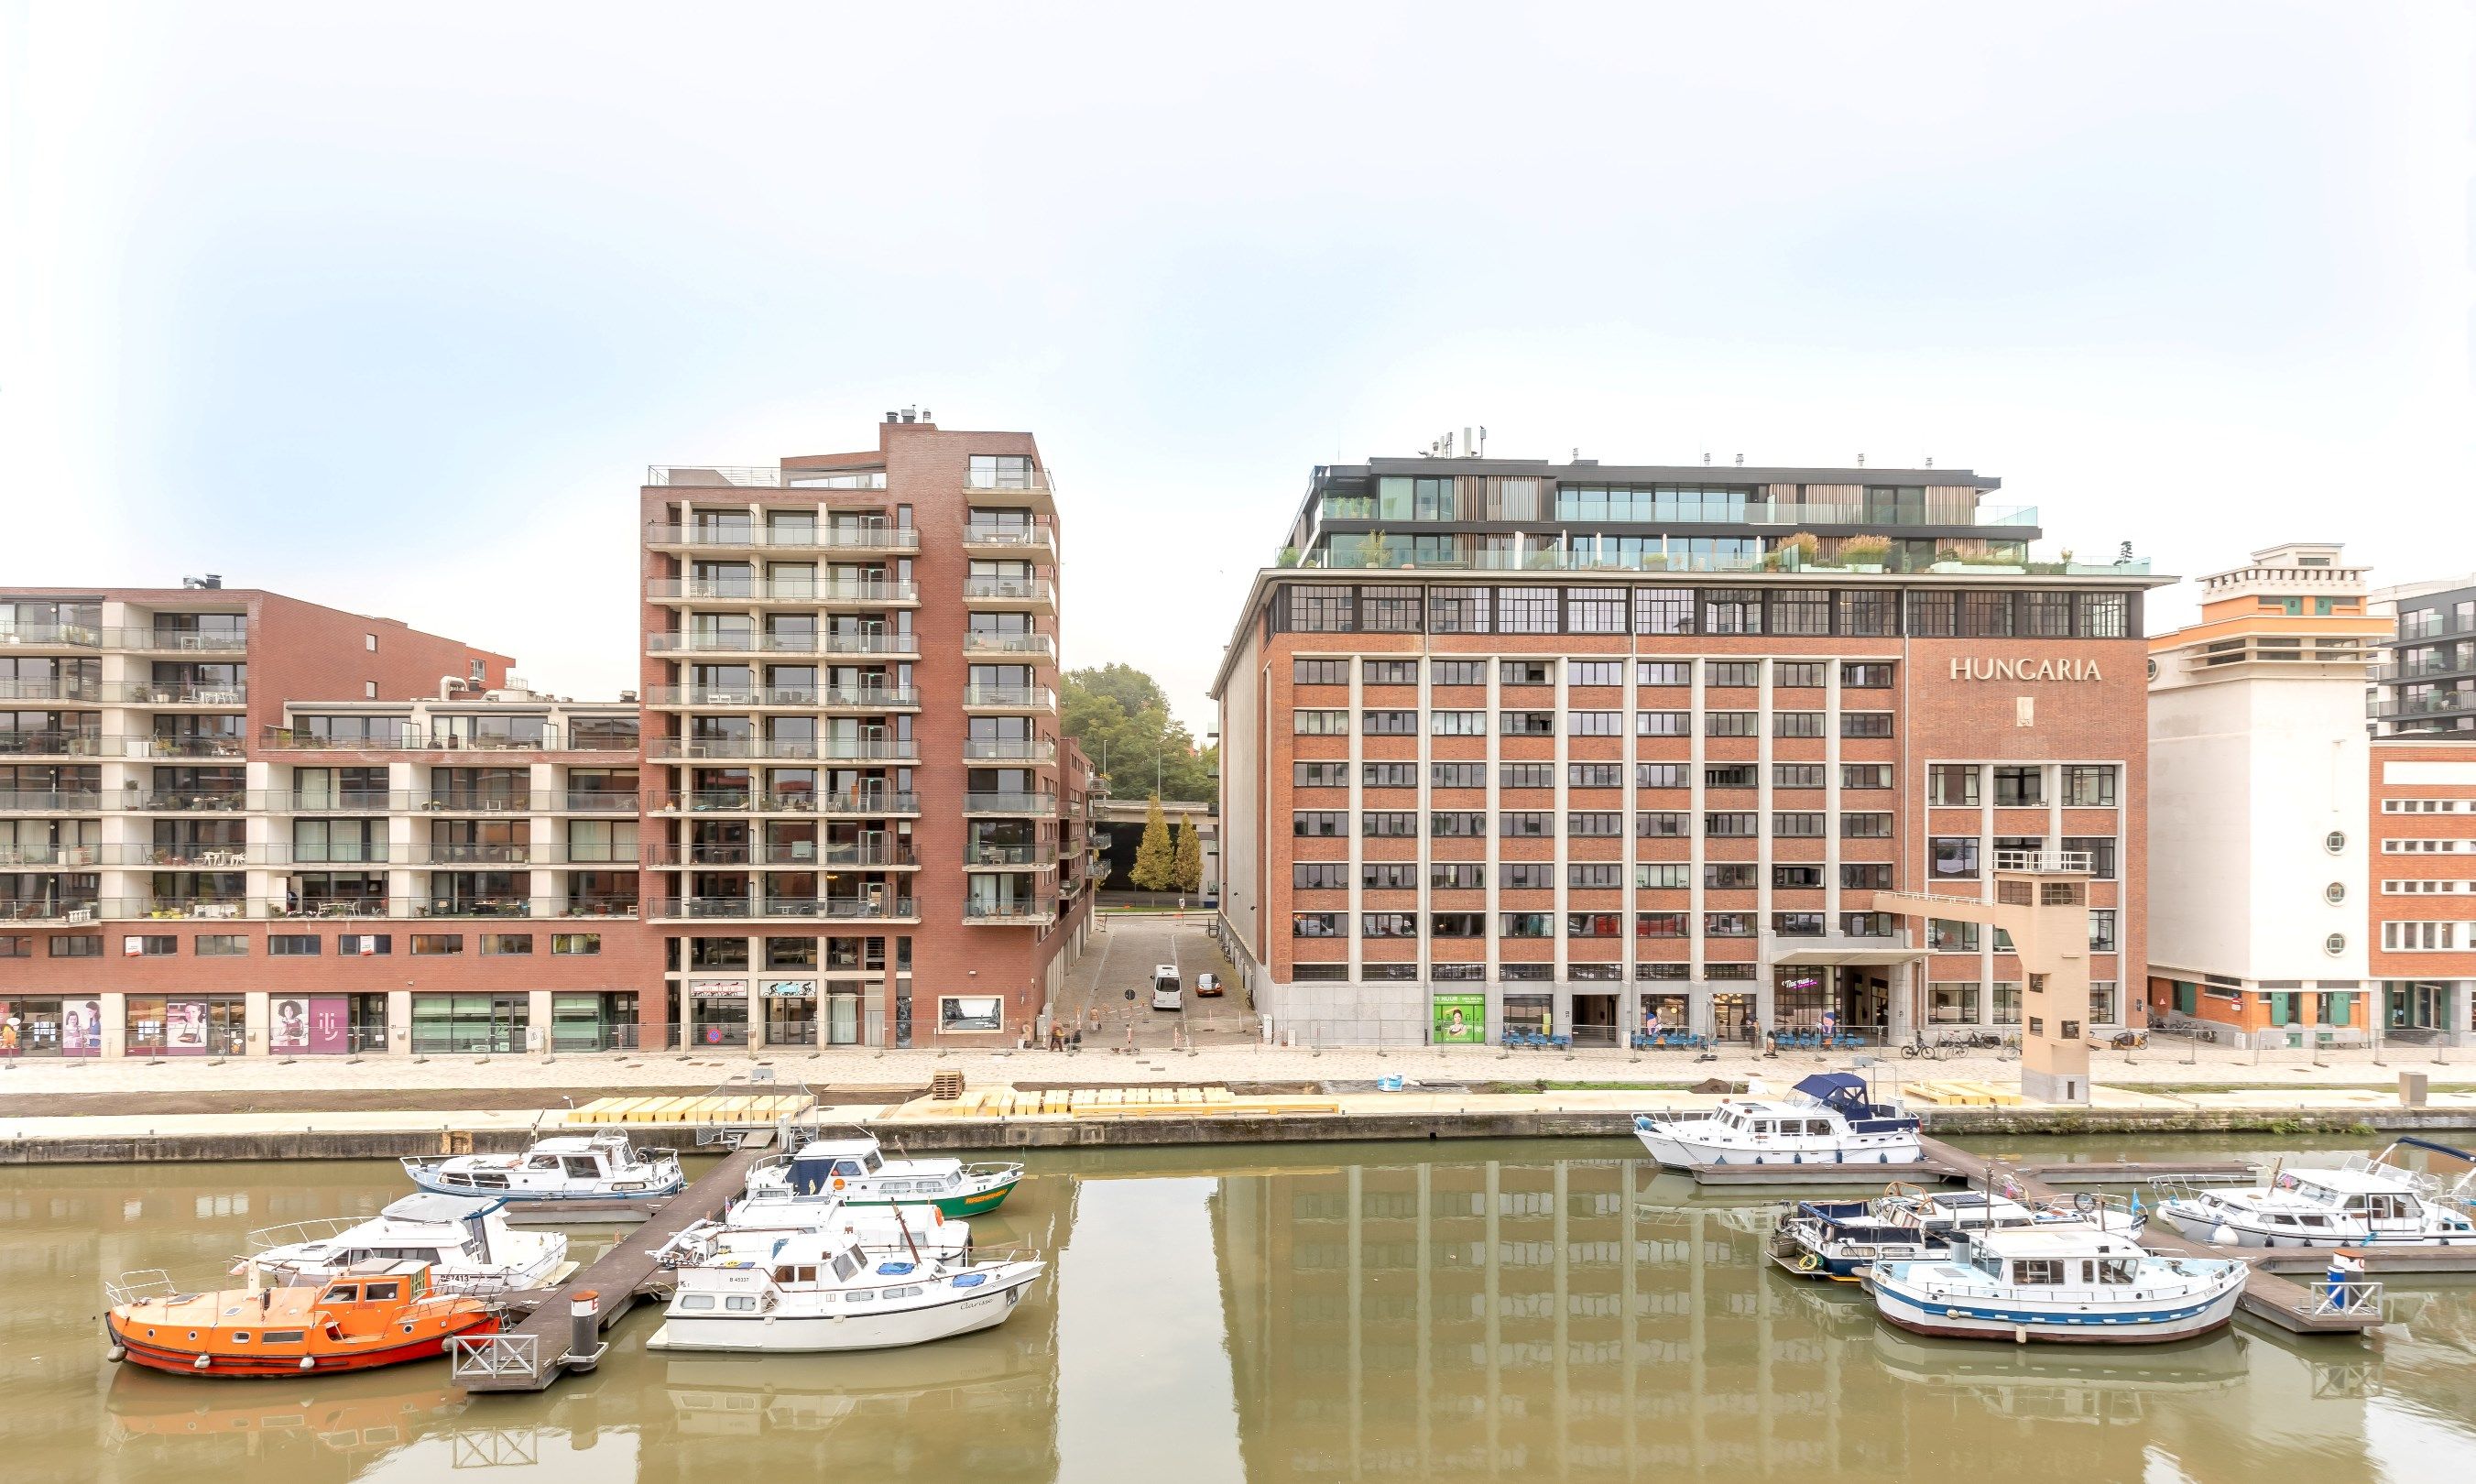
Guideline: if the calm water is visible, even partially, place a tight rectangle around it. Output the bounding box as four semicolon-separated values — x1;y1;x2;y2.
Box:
5;1135;2474;1483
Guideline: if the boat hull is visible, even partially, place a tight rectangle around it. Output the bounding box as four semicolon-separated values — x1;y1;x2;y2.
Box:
105;1313;499;1379
1867;1279;2243;1346
406;1172;686;1200
2161;1201;2476;1249
1633;1122;1921;1170
648;1271;1036;1354
842;1184;1015;1219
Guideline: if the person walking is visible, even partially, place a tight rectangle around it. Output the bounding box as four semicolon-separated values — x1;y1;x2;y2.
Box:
1744;1015;1762;1055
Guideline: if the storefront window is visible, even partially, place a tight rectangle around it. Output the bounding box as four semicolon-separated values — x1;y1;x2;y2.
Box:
1991;981;2022;1025
0;996;99;1056
1772;968;1827;1025
1929;982;1981;1024
552;992;638;1053
267;995;357;1053
410;994;529;1054
691;982;749;1046
125;996;244;1055
764;981;817;1046
1501;993;1553;1038
825;987;863;1045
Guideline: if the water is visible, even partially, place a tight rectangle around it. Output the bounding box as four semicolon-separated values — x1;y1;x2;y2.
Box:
5;1135;2474;1483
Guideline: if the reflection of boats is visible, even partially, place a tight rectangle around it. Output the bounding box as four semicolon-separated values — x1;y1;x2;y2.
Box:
1868;1227;2246;1344
1775;1184;2144;1280
659;1354;1055;1439
1871;1324;2252;1407
245;1193;569;1292
1633;1074;1921;1168
748;1130;1022;1217
649;1224;1043;1353
402;1129;684;1200
106;1260;499;1377
104;1370;463;1447
2159;1148;2476;1249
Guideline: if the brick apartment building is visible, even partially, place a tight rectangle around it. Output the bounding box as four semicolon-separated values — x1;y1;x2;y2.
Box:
1212;455;2163;1047
2366;576;2476;1045
0;413;1097;1058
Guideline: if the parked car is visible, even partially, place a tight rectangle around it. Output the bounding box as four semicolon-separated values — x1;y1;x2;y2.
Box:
1194;972;1223;998
1151;966;1182;1011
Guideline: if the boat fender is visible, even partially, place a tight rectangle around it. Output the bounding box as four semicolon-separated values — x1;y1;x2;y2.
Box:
2013;1325;2029;1346
192;1355;211;1370
299;1356;316;1371
2210;1222;2237;1246
105;1345;125;1363
1796;1254;1820;1273
2074;1193;2095;1214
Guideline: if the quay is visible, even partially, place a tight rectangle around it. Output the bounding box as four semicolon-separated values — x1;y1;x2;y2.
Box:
452;1130;775;1393
1680;1155;2259;1188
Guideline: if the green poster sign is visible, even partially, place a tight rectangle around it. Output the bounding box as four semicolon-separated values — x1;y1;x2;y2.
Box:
1433;993;1487;1044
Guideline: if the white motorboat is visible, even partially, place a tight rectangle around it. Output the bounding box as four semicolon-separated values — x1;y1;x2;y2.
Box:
2158;1148;2476;1250
243;1193;570;1293
660;1188;972;1271
746;1131;1023;1218
400;1129;684;1201
1867;1227;2247;1345
1633;1074;1921;1168
647;1225;1043;1354
1776;1184;2144;1280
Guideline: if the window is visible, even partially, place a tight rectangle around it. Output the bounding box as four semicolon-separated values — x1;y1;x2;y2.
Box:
1292;912;1345;938
1500;912;1554;938
123;934;177;956
1841;862;1892;890
1568;660;1623;688
1429;811;1487;837
1500;711;1554;737
1430;913;1485;938
1841;763;1892;790
1772;812;1825;838
1706;712;1758;737
1838;595;1895;638
2063;766;2117;807
1772;711;1824;738
1993;765;2044;807
195;934;246;956
1772;912;1825;937
1568;762;1623;789
1703;912;1755;937
1637;863;1690;889
1931;837;1980;878
1840;813;1894;839
2079;593;2129;638
1706;764;1759;790
1906;591;1958;637
1840;712;1893;738
268;934;320;956
1431;762;1486;788
1286;586;1355;632
1426;589;1489;634
1431;660;1486;686
1431;710;1487;736
551;933;602;955
1360;811;1417;837
1363;659;1418;686
1295;761;1348;788
1430;862;1485;890
1566;812;1622;837
1707;661;1760;689
2326;933;2347;955
1636;812;1687;838
1633;590;1693;636
1294;709;1347;735
1841;661;1894;688
1636;912;1688;938
1496;589;1559;635
1568;863;1621;889
482;933;533;955
411;933;464;955
2089;911;2118;952
1929;920;1981;952
1774;661;1825;689
2023;592;2073;637
338;933;389;955
1500;763;1554;791
1769;590;1829;636
1501;862;1554;889
1293;659;1347;685
2324;880;2346;905
1636;711;1689;737
1961;591;2013;637
1294;862;1347;889
1360;762;1414;789
1569;710;1622;737
1772;864;1823;889
2064;836;2118;879
1704;812;1758;838
364;633;377;651
1565;589;1629;634
1773;763;1825;790
2325;830;2347;854
1928;764;1980;806
1637;763;1685;789
1293;812;1347;837
1361;584;1422;630
1499;812;1550;838
1636;660;1690;687
1361;912;1418;938
1702;591;1762;635
1566;912;1620;939
1929;982;1981;1023
1361;710;1417;736
1705;863;1758;889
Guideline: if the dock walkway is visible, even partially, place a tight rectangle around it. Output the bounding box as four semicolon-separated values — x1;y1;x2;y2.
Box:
454;1130;776;1392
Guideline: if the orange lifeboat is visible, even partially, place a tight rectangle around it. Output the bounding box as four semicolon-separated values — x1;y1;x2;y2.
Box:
105;1260;500;1379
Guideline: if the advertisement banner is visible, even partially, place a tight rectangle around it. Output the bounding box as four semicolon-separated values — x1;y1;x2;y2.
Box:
166;999;208;1053
63;998;101;1055
1432;992;1487;1045
271;998;311;1052
310;996;351;1053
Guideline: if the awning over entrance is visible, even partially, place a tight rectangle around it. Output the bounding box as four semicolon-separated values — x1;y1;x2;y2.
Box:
1768;946;1928;967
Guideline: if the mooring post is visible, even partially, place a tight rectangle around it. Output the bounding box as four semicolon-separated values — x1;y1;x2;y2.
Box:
568;1289;602;1372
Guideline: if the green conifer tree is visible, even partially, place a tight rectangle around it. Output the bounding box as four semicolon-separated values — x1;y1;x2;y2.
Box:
1173;815;1204;893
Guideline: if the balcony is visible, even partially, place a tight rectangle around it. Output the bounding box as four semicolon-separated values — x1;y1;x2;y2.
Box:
645;521;918;555
417;791;553;813
1741;499;2038;529
121;736;249;760
651;789;920;817
964;896;1060;926
0;678;103;703
964;791;1058;816
646;630;922;660
964;737;1057;766
110;682;249;706
961;631;1057;663
655;894;920;922
258;725;623;753
0;845;104;868
0;899;101;923
962;683;1057;715
644;683;920;711
2371;691;2476;725
961;576;1057;613
283;790;408;813
0;731;109;758
104;898;256;922
646;842;916;869
0;623;103;649
118;845;258;867
105;627;250;653
646;578;921;608
965;843;1058;869
961;521;1057;560
648;465;889;490
963;468;1058;515
416;843;539;865
649;737;919;763
128;790;253;813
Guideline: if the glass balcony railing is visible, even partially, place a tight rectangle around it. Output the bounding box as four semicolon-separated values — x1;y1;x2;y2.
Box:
962;684;1057;710
0;623;104;648
645;522;919;552
648;465;888;489
104;627;250;652
963;791;1058;814
647;579;920;605
1293;541;2148;577
651;789;919;816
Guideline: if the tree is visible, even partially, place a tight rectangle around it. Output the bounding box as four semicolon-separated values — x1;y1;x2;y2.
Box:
1129;795;1177;891
1061;662;1216;803
1173;815;1203;894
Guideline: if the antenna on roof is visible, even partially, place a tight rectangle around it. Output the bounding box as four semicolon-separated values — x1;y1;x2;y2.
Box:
1734;453;1743;466
1857;453;1866;467
1925;456;1934;469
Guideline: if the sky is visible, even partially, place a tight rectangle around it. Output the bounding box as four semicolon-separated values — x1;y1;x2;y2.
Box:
3;2;2470;731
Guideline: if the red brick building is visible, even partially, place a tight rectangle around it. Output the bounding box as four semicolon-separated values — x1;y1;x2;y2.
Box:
2366;577;2476;1044
1211;456;2162;1047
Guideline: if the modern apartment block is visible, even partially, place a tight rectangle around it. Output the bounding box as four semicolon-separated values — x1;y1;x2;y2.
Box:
640;412;1094;1050
2365;575;2476;1044
1212;455;2164;1047
2143;544;2383;1046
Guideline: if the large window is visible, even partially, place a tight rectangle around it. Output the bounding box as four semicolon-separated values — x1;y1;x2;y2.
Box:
1565;588;1628;634
1359;585;1423;632
1928;764;1980;806
1993;765;2044;807
1702;591;1762;635
1285;586;1354;633
1838;591;1895;637
1770;590;1829;636
2063;765;2118;807
1427;589;1489;634
1929;982;1981;1024
1931;837;1980;878
1497;587;1560;634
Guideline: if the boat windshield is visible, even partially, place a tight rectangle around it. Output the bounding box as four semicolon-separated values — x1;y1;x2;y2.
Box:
1970;1252;2002;1281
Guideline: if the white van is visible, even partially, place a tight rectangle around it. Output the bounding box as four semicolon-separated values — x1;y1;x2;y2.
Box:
1151;966;1182;1011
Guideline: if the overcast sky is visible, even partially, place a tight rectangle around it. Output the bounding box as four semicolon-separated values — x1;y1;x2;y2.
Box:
4;3;2469;728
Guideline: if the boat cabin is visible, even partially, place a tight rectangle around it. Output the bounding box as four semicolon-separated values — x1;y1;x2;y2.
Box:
1952;1230;2148;1288
787;1140;889;1194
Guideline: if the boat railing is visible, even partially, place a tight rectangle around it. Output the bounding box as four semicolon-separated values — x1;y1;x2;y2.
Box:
2314;1279;2384;1317
961;1162;1025;1182
430;1270;524;1298
245;1216;363;1253
104;1268;180;1307
449;1332;542;1386
2148;1175;2248;1209
2342;1153;2440;1197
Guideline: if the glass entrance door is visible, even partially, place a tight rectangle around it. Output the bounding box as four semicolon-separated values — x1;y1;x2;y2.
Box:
827;990;861;1045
